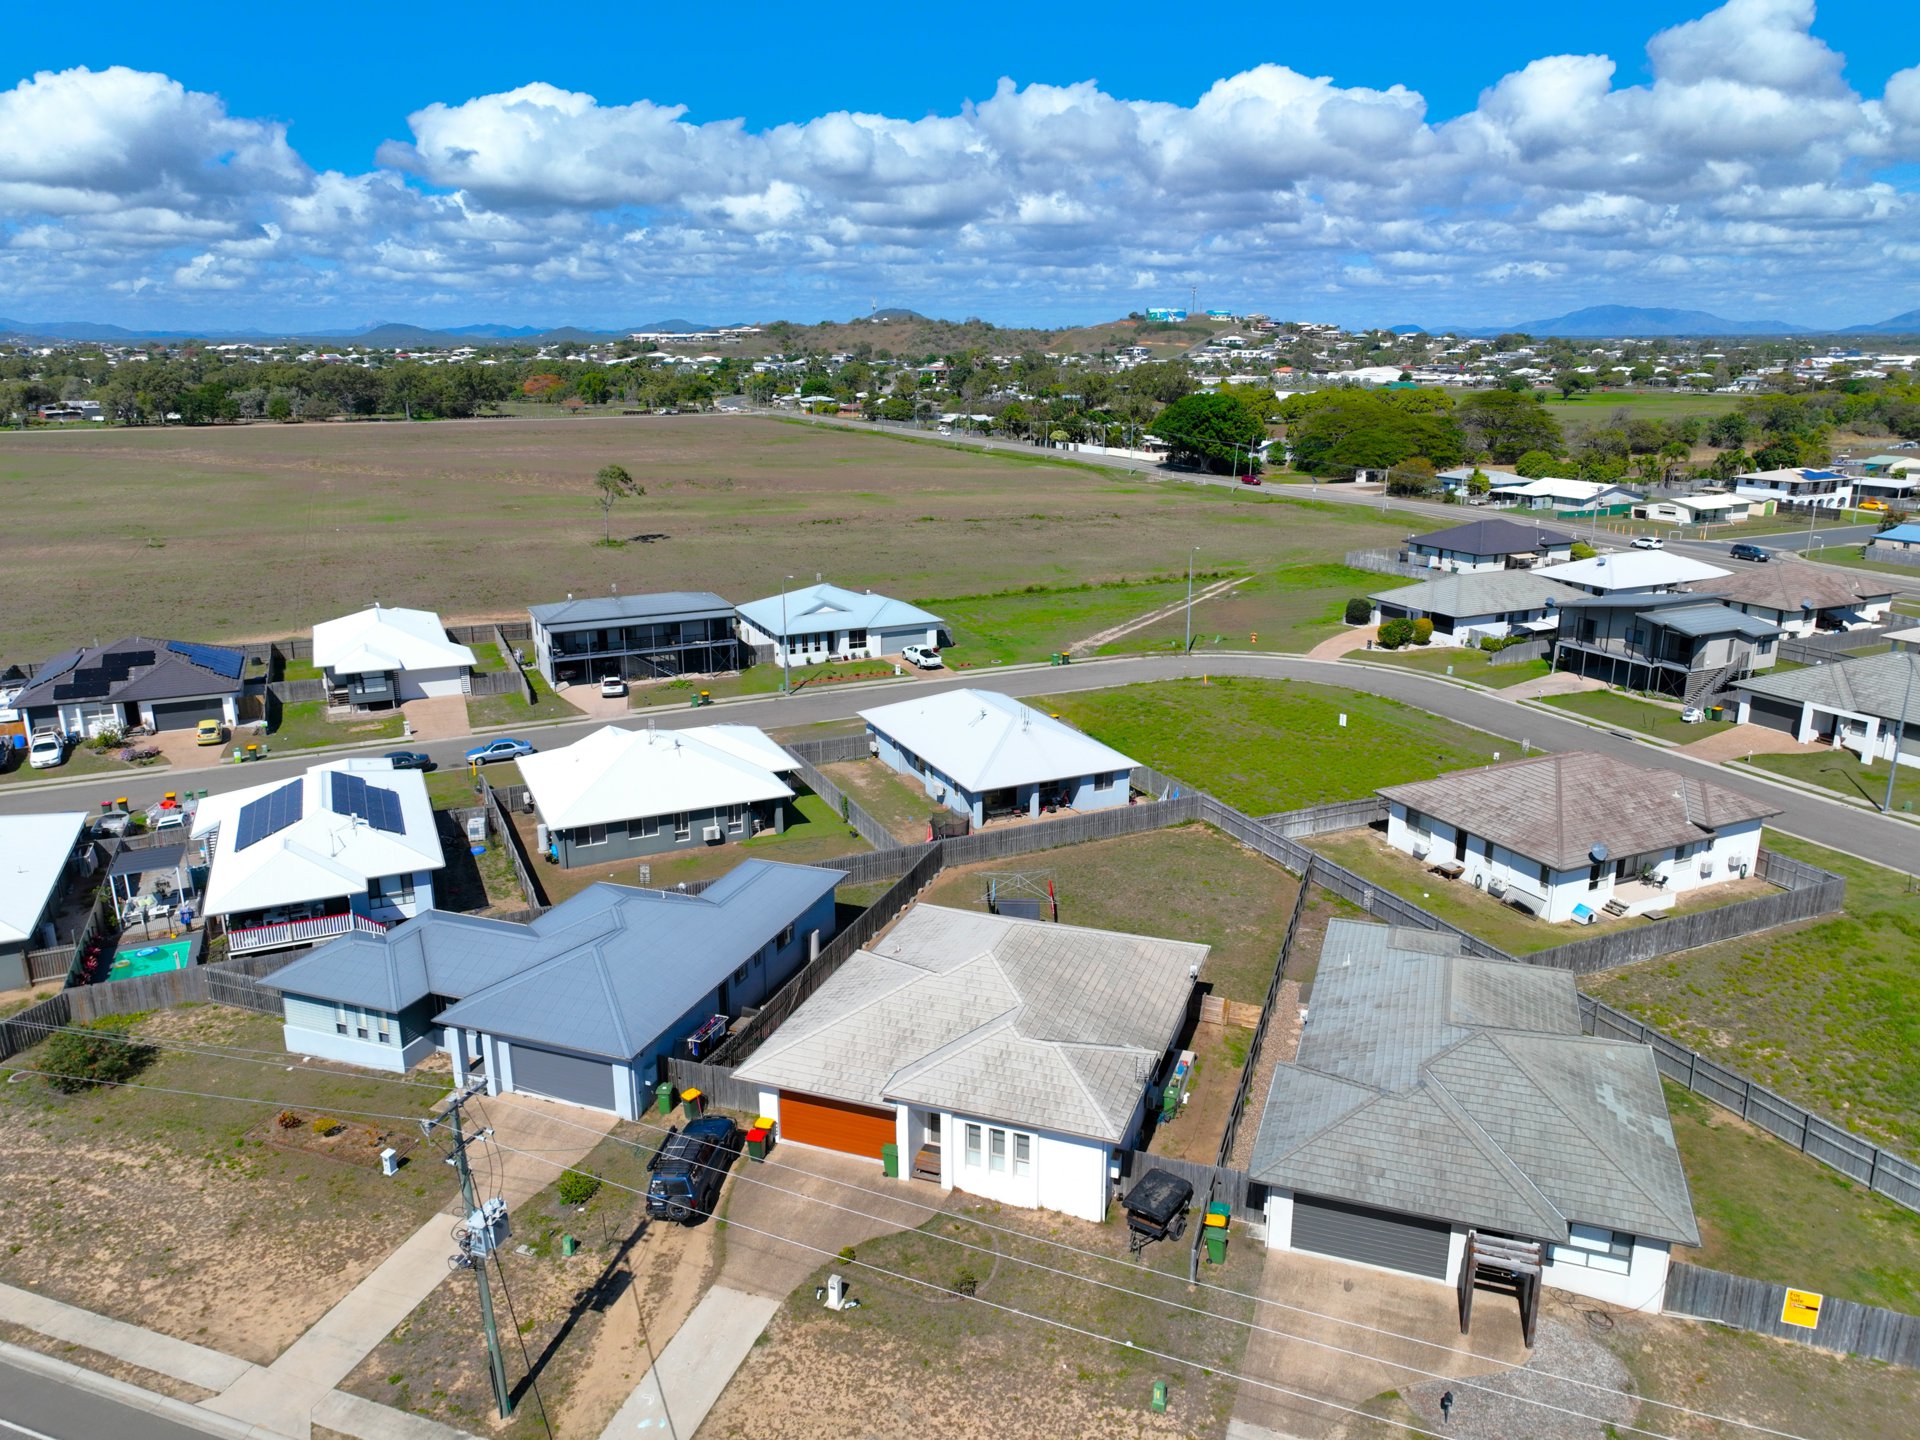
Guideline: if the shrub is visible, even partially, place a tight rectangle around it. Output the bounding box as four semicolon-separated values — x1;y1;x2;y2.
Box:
837;1245;858;1265
276;1109;304;1129
311;1116;342;1137
1569;540;1598;560
38;1020;156;1094
1343;597;1372;625
1412;618;1434;646
556;1169;602;1207
1377;617;1416;650
952;1268;978;1297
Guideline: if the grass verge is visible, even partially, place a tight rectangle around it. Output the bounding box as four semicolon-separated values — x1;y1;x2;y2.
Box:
1540;688;1734;742
268;699;403;749
1747;747;1920;814
1357;647;1551;689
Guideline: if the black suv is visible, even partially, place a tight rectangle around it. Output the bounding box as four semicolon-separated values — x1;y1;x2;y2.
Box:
646;1116;739;1223
1729;542;1772;563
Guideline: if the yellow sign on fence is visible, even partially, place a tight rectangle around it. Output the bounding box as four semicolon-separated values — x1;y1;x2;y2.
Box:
1780;1289;1824;1330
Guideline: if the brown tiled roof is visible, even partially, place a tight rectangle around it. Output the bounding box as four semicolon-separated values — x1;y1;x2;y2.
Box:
1686;568;1892;611
1378;752;1780;870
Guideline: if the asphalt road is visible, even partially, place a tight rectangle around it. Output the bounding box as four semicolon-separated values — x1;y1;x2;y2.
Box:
0;1355;229;1440
7;652;1913;874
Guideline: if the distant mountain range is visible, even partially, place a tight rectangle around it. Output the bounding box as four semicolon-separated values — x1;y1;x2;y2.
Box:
1403;305;1813;338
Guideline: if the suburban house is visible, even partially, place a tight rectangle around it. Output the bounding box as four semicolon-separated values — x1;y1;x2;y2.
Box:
735;581;948;667
1435;466;1522;499
1733;467;1853;511
12;637;249;738
1488;477;1642;514
262;860;839;1106
1404;519;1574;573
1869;522;1920;556
1859;454;1920;478
1534;551;1730;596
860;688;1136;826
0;812;87;989
1685;568;1894;637
190;758;446;956
1250;919;1698;1309
1550;593;1779;700
1631;494;1759;526
1369;572;1587;646
528;591;740;688
1849;463;1920;508
311;604;476;709
517;723;798;867
1732;651;1920;770
1379;751;1779;922
735;904;1207;1222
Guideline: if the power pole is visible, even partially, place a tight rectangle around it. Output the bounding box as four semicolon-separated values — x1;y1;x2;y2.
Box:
422;1083;513;1418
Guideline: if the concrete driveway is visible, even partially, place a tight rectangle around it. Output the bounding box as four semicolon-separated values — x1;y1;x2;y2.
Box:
555;683;632;721
718;1144;931;1300
1677;722;1823;763
400;696;470;744
144;727;232;772
1231;1249;1530;1440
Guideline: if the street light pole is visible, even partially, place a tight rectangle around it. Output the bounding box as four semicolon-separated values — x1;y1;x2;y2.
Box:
780;575;793;696
1185;547;1197;654
1885;649;1916;814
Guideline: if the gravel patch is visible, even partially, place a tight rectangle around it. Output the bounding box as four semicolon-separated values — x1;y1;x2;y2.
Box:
1395;1317;1635;1440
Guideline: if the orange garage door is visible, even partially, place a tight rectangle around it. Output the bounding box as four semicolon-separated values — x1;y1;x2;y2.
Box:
778;1092;895;1158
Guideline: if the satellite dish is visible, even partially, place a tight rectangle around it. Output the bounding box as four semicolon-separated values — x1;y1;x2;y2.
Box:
1590;843;1610;862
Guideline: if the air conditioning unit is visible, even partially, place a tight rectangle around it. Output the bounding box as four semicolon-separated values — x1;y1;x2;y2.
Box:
1411;842;1430;861
1699;859;1716;879
1487;877;1507;898
703;825;724;843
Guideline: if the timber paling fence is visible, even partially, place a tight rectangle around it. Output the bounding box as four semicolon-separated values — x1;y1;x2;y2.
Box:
1217;871;1313;1172
1665;1264;1920;1367
482;777;548;911
789;754;903;852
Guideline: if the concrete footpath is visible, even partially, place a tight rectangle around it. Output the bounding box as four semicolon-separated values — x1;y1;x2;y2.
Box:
596;1286;781;1440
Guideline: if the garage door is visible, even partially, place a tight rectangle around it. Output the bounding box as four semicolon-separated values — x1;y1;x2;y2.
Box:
778;1092;895;1158
149;698;225;731
1291;1195;1452;1279
1745;695;1802;735
509;1044;616;1111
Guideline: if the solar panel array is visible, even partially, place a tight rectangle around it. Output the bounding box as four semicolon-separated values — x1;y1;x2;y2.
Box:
234;779;304;851
168;640;245;679
330;771;405;833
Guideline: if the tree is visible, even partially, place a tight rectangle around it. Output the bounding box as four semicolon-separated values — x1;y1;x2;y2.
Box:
880;396;914;422
592;463;642;544
1569;541;1598;560
1466;467;1492;498
1458;390;1564;463
573;372;611;406
1386;457;1439;497
1280;391;1463;475
1149;392;1266;474
1555;371;1594;400
1514;449;1557;479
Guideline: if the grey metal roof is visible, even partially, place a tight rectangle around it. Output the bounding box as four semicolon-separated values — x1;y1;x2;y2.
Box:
264;859;839;1060
1249;920;1698;1246
1408;519;1575;556
1369;571;1588;618
735;904;1205;1144
105;842;187;878
1739;649;1920;721
528;591;734;628
1644;603;1780;640
1553;591;1711;612
1379;751;1780;872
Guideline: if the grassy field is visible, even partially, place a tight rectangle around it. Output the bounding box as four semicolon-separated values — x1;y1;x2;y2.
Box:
1586;836;1920;1151
627;657;907;706
820;758;941;843
267;699;403;749
1036;677;1517;814
0;416;1428;665
1541;390;1739;426
1748;748;1920;813
1540;688;1735;741
1806;545;1920;579
1086;562;1389;657
916;825;1301;1005
1355;647;1551;688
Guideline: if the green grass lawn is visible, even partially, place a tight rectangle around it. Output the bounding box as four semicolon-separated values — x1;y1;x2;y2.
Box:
1090;562;1390;657
628;657;907;707
936;577;1202;666
1541;391;1740;425
466;640;506;672
1746;748;1920;814
1357;646;1551;689
1586;835;1920;1151
0;742;165;787
1665;1081;1920;1311
1540;687;1734;742
1806;545;1920;579
280;658;322;682
267;699;403;749
466;667;580;729
820;758;942;842
1036;677;1516;814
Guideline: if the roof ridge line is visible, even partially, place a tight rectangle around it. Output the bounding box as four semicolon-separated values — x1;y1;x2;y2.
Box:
1422;1067;1569;1235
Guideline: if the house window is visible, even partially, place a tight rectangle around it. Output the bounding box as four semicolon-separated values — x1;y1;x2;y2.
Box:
964;1124;982;1168
1013;1133;1032;1178
726;804;745;834
846;629;868;650
732;962;749;984
369;874;416;907
640;814;661;838
579;823;608;847
988;1128;1007;1173
1536;860;1551;886
335;1003;348;1036
674;813;691;840
1554;1224;1634;1275
376;1014;391;1045
778;922;796;948
1403;808;1425;833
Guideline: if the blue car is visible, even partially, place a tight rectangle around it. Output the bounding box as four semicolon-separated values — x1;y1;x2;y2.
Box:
465;737;535;765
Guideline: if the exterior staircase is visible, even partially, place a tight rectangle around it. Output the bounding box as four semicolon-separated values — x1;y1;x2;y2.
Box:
1684;661;1744;710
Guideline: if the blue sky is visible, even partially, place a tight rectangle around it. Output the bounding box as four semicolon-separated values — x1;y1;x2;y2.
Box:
4;0;1920;331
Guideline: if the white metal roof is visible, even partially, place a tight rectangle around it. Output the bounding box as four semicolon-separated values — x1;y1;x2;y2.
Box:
0;813;87;944
1534;551;1730;592
1490;477;1640;503
736;582;943;640
858;688;1136;793
311;605;476;677
191;759;444;917
518;724;795;830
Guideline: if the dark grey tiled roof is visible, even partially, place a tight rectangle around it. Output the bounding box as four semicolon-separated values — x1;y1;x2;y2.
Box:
1689;567;1894;611
1249;920;1699;1246
528;591;734;627
1379;752;1779;872
1739;650;1920;720
1368;572;1587;618
15;636;247;709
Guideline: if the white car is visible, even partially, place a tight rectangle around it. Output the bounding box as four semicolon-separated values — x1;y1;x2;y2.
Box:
27;731;64;769
1679;706;1706;724
900;644;944;670
1631;535;1665;550
599;675;629;698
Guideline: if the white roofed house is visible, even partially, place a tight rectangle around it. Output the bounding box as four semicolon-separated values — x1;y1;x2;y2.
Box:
0;813;89;989
311;604;476;709
1733;466;1853;511
860;688;1137;827
1488;476;1642;514
735;581;948;668
518;723;798;868
1534;550;1730;596
190;759;446;956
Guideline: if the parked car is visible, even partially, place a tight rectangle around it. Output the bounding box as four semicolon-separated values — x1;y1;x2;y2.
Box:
1860;498;1889;512
465;737;535;765
1631;535;1665;550
27;730;64;770
1238;473;1262;486
599;675;629;698
646;1116;739;1223
384;750;435;771
90;809;135;839
1679;706;1706;724
900;644;944;670
1729;542;1772;562
195;717;226;746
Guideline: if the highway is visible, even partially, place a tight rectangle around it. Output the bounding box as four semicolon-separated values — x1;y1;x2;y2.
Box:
6;651;1914;874
0;1354;233;1440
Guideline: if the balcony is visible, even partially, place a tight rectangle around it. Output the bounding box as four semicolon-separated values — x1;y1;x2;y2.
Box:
227;912;389;955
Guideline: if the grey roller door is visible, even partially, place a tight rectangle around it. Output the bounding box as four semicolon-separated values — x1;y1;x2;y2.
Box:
509;1044;616;1110
1744;696;1801;735
1291;1195;1451;1279
149;698;224;731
